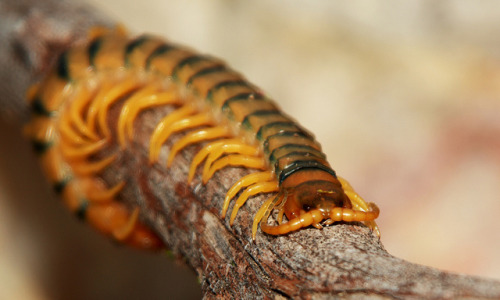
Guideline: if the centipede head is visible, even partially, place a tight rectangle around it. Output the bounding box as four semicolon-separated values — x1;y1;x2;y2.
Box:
285;180;352;221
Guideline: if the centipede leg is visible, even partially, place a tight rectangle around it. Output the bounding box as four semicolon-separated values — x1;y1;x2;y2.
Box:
260;208;323;237
204;154;266;184
188;138;245;183
112;207;140;241
153;111;215;154
60;138;107;160
338;176;381;236
222;171;274;217
202;141;260;182
117;82;163;146
68;86;100;141
59;111;96;146
71;154;117;176
229;180;279;225
79;178;125;203
86;202;162;249
252;191;284;241
275;195;287;225
149;103;197;163
96;77;142;137
118;86;182;147
167;126;231;166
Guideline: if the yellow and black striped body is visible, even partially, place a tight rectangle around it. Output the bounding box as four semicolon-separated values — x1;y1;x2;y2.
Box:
26;28;379;245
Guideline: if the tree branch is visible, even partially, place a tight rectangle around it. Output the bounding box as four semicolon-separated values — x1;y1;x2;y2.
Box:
1;0;500;298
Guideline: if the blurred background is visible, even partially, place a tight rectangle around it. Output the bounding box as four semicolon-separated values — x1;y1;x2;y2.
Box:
1;0;500;299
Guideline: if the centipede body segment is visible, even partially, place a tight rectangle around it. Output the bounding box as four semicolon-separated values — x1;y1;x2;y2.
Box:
25;27;380;247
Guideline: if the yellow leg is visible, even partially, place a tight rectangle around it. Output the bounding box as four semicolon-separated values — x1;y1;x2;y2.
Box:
122;90;182;146
61;179;87;213
188;138;244;183
60;138;107;160
59;112;96;146
167;126;231;167
252;191;284;241
112;207;140;241
149;103;197;163
116;83;162;147
68;86;100;141
71;154;117;176
363;220;381;237
154;112;214;156
261;208;324;237
276;196;287;225
229;180;279;225
338;176;369;211
338;176;381;237
204;154;267;184
86;202;139;242
202;142;260;183
86;81;113;133
97;77;142;138
222;171;274;218
86;181;125;203
329;206;379;222
86;198;163;250
345;190;372;212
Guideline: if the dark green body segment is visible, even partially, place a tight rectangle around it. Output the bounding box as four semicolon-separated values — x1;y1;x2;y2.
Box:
124;35;151;67
187;65;226;85
206;80;251;101
88;37;104;68
31;139;53;155
269;144;325;165
171;55;207;79
87;33;338;187
262;131;314;154
275;151;325;164
278;160;336;184
265;131;310;142
241;110;281;129
262;129;335;182
145;44;176;69
31;97;54;117
222;92;265;113
75;201;89;220
56;51;71;81
53;177;72;194
176;47;339;183
256;121;297;141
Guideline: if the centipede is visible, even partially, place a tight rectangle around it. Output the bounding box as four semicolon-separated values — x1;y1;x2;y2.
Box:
24;27;380;248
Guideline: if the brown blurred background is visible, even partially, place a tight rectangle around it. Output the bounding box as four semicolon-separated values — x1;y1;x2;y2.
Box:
1;0;500;298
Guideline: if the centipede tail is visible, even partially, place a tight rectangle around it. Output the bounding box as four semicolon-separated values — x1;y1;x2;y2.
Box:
27;26;380;247
26;28;164;250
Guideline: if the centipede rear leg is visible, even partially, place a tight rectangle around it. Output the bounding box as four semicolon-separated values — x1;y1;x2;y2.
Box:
25;29;167;250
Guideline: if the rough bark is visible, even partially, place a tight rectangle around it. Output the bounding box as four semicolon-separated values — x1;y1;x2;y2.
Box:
1;0;500;299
